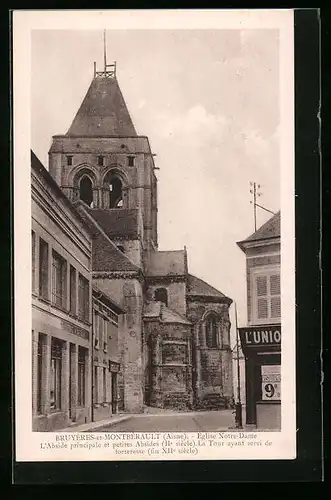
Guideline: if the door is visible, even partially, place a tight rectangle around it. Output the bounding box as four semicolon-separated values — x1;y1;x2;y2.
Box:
111;372;118;414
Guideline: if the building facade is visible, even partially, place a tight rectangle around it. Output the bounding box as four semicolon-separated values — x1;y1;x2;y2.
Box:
31;151;93;431
92;287;124;422
237;212;281;430
34;59;234;417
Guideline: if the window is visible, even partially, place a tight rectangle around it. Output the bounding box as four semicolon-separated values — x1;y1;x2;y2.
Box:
253;270;281;323
32;231;36;293
52;250;67;309
93;366;98;404
206;314;218;348
69;266;76;315
78;347;86;406
78;274;89;322
67;156;73;166
154;288;168;306
103;367;107;402
103;319;108;352
37;334;43;414
93;310;99;348
98;314;104;350
127;156;135;167
50;338;62;410
98;155;104;166
39;238;49;300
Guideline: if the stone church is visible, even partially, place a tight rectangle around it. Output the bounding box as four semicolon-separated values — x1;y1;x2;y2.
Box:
47;60;234;413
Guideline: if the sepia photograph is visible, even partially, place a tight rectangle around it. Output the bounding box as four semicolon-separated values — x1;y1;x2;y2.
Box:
14;9;295;462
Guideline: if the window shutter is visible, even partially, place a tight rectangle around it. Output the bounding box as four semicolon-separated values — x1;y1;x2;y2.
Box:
271;296;281;318
253;271;281;323
257;298;268;319
256;276;267;296
270;274;280;295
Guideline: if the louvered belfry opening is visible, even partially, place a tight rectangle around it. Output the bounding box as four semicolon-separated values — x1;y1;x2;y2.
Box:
79;175;94;206
103;172;123;209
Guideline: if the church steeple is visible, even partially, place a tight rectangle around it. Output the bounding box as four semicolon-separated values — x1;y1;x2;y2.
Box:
49;36;158;253
66;31;136;138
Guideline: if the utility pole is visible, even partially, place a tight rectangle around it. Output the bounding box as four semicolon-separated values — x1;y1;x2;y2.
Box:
250;181;276;232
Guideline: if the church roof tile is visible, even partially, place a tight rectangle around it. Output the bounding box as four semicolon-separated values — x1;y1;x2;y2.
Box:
66;77;137;137
74;202;140;272
144;302;191;325
187;274;231;302
237;211;280;251
85;208;140;239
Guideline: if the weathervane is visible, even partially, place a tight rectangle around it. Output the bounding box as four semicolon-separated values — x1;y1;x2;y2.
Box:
93;29;116;79
250;181;276;232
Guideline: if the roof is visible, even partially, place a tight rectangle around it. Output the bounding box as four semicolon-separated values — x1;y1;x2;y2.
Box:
74;202;140;272
144;302;191;325
237;211;280;251
92;284;125;314
30;150;92;236
66;76;137;137
85;208;140;239
146;250;186;277
187;274;231;301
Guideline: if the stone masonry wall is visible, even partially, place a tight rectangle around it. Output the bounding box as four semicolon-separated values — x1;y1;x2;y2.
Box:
92;276;144;413
187;298;233;409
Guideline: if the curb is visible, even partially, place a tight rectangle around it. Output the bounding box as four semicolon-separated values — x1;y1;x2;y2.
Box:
60;415;133;433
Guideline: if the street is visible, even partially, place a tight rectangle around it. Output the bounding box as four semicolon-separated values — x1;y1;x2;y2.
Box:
96;409;236;432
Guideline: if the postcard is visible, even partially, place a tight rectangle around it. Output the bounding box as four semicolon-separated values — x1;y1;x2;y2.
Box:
13;9;296;462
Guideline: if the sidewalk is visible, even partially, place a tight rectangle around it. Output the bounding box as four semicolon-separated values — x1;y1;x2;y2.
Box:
59;414;132;432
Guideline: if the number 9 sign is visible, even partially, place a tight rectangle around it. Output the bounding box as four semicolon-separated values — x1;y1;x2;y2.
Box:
262;380;281;401
261;365;281;401
264;383;275;398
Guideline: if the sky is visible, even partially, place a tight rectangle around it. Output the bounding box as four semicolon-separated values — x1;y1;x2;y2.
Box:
31;28;280;335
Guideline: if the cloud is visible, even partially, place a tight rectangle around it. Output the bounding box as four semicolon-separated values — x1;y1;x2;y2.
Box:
137;99;146;109
157;104;229;139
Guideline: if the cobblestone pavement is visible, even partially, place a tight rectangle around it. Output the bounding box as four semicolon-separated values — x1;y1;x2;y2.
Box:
97;409;236;432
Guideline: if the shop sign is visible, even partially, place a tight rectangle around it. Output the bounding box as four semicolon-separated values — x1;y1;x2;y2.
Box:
261;365;281;401
239;325;281;347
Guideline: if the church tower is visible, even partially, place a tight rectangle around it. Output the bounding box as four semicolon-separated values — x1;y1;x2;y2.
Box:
49;42;158;266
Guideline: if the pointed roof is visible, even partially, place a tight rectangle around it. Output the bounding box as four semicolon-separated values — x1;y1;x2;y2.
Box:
237;211;280;251
66;76;137;137
187;274;232;303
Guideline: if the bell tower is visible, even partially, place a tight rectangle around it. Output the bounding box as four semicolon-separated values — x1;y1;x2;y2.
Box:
48;31;158;253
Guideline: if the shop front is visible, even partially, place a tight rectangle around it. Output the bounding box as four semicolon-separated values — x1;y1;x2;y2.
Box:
239;324;281;430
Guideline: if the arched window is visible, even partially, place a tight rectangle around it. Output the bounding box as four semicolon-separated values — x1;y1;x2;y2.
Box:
154;288;168;307
79;176;93;206
103;172;124;209
205;314;218;348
